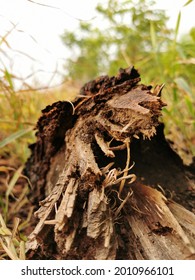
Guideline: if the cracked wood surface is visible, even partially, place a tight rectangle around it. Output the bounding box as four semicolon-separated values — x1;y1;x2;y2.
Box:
25;67;195;260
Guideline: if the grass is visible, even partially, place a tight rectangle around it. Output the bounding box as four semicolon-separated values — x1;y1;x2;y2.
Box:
146;8;195;164
0;164;31;259
0;214;26;260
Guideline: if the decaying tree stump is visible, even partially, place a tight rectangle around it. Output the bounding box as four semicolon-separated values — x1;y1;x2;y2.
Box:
25;67;195;260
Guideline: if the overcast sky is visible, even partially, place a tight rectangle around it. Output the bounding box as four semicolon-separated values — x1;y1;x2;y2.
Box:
0;0;194;88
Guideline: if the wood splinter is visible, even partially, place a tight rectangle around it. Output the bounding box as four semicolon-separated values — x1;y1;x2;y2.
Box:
25;66;195;260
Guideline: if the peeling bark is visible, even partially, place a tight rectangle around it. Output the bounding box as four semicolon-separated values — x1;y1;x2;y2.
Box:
25;67;195;260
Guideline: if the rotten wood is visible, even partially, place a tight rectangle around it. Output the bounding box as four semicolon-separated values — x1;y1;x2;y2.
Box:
25;66;195;260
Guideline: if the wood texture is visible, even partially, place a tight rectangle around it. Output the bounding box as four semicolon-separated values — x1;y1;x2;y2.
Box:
25;67;195;260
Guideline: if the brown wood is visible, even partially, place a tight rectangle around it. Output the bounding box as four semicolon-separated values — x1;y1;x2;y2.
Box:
25;67;195;260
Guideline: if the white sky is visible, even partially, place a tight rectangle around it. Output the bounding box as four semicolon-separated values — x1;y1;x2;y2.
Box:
0;0;195;88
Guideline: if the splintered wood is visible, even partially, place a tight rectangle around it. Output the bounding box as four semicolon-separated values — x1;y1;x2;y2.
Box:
25;67;195;260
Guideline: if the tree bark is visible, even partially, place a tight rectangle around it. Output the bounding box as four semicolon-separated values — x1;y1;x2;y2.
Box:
25;67;195;260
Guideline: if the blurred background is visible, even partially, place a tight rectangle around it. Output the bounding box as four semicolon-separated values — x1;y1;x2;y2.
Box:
0;0;195;164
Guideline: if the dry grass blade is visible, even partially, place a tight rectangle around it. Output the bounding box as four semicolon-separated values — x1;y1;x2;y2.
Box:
10;186;30;215
18;206;34;231
6;166;24;198
11;217;20;240
0;214;18;260
0;238;19;260
19;241;26;260
26;0;95;21
0;23;17;47
0;214;26;260
0;214;11;234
